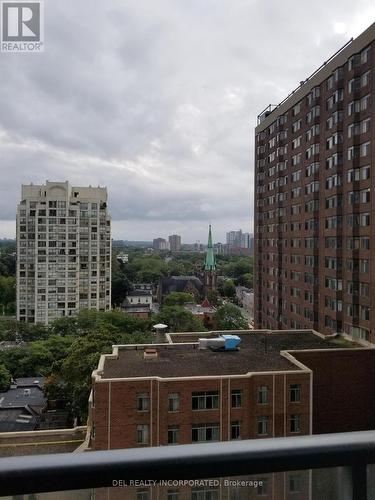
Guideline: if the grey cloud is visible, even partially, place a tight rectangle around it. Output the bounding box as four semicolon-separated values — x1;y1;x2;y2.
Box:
0;0;374;241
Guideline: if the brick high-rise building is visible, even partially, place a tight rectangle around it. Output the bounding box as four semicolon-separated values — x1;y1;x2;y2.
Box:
254;23;375;341
16;181;111;324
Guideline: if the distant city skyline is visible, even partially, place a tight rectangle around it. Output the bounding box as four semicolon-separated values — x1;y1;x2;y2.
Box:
0;225;253;246
0;181;252;242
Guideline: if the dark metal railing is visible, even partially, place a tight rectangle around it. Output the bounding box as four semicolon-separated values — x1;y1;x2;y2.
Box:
0;430;375;499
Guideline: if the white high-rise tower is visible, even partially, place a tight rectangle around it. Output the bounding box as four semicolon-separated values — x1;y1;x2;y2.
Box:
16;181;111;324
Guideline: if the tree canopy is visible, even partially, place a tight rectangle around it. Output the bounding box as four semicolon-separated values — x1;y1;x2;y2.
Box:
214;304;248;330
0;310;153;420
111;248;253;306
0;363;11;391
164;292;195;306
155;305;206;333
0;276;16;315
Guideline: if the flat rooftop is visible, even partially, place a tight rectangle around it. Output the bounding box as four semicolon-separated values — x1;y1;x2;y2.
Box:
100;331;359;379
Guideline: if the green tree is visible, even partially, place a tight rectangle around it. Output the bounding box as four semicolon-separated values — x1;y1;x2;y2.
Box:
206;290;222;307
237;272;253;289
0;276;16;314
164;292;195;306
222;280;236;298
214;304;248;330
0;242;16;277
0;336;73;379
166;261;189;276
0;318;17;341
156;306;206;333
57;326;152;420
0;363;11;391
111;274;132;306
19;322;50;342
0;309;153;421
50;316;78;337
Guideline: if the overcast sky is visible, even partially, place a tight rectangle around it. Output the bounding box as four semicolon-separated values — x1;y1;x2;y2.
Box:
0;1;374;243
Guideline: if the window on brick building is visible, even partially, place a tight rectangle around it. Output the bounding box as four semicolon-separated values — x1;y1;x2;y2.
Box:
136;393;150;411
167;490;179;500
136;490;150;500
257;416;269;435
290;384;301;402
231;421;241;440
257;386;269;404
136;424;149;444
192;392;219;410
191;488;219;500
192;423;219;442
229;487;241;500
257;478;269;496
290;414;302;433
167;425;179;445
289;474;302;493
231;390;242;408
168;393;180;412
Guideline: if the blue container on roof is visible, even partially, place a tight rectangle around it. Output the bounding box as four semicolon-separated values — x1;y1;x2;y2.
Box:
220;335;241;350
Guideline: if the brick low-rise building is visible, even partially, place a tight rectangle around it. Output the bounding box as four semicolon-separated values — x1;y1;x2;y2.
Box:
89;330;367;451
89;329;375;499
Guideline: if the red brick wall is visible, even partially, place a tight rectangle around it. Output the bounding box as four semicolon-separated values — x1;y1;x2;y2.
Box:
294;349;375;434
91;371;311;451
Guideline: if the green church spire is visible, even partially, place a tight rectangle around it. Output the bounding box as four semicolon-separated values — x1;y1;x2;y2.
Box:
204;225;216;271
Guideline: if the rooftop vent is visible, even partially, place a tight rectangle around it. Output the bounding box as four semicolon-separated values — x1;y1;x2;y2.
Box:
143;347;158;359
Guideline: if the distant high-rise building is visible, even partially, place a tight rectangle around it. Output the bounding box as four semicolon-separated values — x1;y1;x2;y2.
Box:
226;230;242;247
16;181;111;324
214;242;228;254
168;234;181;252
226;229;252;255
241;232;254;255
152;238;169;251
254;24;375;340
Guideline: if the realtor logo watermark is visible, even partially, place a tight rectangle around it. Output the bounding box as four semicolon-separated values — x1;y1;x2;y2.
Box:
1;1;44;52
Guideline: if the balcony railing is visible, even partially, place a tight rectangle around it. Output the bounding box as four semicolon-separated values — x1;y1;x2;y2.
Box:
0;431;374;498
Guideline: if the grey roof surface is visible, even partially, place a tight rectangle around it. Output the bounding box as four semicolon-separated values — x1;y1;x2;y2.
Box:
123;303;151;309
14;377;45;388
102;331;358;379
160;276;203;296
127;290;152;297
0;386;46;409
122;304;151;313
184;303;215;314
0;407;39;432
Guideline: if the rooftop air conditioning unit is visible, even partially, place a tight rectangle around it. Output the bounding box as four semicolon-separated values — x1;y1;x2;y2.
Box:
198;335;241;351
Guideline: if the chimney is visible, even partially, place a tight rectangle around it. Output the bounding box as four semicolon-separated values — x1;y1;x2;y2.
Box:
143;347;158;359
